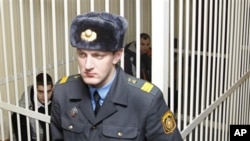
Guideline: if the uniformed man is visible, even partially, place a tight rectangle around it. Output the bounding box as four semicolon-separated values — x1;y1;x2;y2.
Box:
50;11;183;141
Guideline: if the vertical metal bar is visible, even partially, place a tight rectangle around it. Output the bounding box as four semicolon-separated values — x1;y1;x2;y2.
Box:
215;0;224;139
196;0;202;140
40;0;48;115
135;0;141;78
184;0;190;129
227;0;235;89
151;0;169;103
206;0;214;139
248;0;250;73
120;0;125;69
243;0;249;74
152;1;165;90
52;0;59;81
29;0;37;140
64;0;69;76
105;0;109;12
201;0;209;140
224;0;232;139
220;0;227;140
228;1;234;127
177;0;183;128
19;0;32;140
169;0;175;114
243;0;250;124
232;0;239;124
0;94;5;141
235;0;242;124
189;0;197;139
52;0;60;138
239;0;245;124
8;0;19;140
41;1;50;140
164;0;170;113
211;0;218;139
247;79;250;123
90;0;94;11
242;82;246;124
77;0;81;14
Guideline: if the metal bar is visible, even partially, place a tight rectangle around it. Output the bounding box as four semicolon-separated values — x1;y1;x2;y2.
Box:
0;102;51;123
52;0;59;81
64;0;69;76
177;0;183;129
151;0;169;107
214;0;223;139
0;94;5;141
196;0;202;140
189;0;197;139
29;0;37;140
243;0;250;124
209;0;217;139
224;0;232;139
19;0;32;140
8;1;19;141
120;0;125;69
105;0;109;12
169;0;175;115
202;0;209;140
90;0;94;11
220;0;227;140
135;0;141;78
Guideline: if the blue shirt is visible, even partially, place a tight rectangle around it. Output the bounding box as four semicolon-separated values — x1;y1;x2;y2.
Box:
89;70;116;110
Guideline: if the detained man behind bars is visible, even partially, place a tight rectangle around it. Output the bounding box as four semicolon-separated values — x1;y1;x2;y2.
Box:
50;12;183;141
11;73;53;141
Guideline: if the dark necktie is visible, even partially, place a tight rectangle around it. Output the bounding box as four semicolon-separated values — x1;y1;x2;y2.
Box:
94;91;101;115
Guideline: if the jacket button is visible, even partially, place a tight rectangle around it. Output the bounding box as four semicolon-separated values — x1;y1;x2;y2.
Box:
92;126;96;129
68;125;73;129
117;132;123;136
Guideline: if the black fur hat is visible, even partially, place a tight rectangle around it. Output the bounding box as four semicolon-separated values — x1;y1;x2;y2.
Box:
70;12;128;51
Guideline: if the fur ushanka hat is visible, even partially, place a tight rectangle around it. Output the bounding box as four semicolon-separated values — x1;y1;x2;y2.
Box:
70;12;128;51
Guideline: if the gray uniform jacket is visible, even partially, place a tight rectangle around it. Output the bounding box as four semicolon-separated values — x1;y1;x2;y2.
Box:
50;67;183;141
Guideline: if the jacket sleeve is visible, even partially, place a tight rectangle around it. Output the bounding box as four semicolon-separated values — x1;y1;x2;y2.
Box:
50;86;64;141
145;91;183;141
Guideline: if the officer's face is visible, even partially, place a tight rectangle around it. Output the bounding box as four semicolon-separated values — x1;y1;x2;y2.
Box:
37;84;53;104
77;48;122;88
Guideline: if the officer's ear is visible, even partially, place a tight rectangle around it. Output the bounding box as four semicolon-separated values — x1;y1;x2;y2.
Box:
112;48;123;64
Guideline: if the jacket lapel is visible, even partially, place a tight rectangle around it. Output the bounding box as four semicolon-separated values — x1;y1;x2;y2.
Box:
94;67;129;124
79;85;96;124
68;78;96;124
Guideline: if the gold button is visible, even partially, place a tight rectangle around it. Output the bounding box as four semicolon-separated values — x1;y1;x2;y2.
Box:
92;126;96;129
68;125;73;129
117;132;123;136
85;29;92;37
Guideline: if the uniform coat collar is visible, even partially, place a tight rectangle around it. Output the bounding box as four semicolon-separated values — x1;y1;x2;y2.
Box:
69;67;129;124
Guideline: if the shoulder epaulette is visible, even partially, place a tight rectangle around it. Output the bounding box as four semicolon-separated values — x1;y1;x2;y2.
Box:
127;77;158;95
57;74;81;84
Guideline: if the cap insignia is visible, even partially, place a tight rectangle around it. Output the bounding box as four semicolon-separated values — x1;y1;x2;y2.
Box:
161;111;176;134
81;29;97;42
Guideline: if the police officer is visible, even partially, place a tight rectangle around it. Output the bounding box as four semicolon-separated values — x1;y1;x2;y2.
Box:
50;12;183;141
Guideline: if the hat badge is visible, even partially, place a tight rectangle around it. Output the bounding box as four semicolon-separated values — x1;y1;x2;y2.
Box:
81;29;97;42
